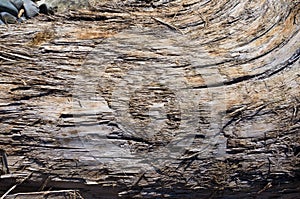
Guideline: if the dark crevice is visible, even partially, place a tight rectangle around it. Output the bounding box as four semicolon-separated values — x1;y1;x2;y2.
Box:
107;133;153;145
1;143;83;150
67;16;108;21
10;86;32;91
192;48;299;89
12;88;68;101
258;48;300;79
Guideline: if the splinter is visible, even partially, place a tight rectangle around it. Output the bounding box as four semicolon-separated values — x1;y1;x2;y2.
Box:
0;149;9;175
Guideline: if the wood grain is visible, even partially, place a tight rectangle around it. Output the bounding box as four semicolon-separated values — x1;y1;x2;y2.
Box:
0;0;299;198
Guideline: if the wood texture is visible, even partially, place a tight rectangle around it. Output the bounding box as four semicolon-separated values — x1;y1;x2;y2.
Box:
0;0;299;198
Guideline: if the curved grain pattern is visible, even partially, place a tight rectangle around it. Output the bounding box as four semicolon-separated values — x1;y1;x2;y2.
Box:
0;0;299;198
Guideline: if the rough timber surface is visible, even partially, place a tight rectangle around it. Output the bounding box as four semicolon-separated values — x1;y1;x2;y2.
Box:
0;0;299;198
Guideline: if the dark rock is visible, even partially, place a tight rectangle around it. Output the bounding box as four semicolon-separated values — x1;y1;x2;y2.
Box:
17;15;25;22
0;0;19;17
38;3;52;15
23;0;38;18
0;11;17;24
9;0;23;10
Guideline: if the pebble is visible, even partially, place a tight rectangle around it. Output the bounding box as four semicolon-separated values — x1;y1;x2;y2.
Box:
0;11;17;24
0;0;51;25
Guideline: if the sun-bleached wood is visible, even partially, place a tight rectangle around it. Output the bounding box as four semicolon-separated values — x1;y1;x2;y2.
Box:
0;0;299;198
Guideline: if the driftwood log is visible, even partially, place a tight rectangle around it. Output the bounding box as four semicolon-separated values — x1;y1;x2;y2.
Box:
0;0;299;198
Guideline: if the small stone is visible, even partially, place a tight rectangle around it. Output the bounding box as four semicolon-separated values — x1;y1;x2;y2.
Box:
0;0;19;17
23;0;39;18
0;11;18;24
10;0;24;10
17;15;26;22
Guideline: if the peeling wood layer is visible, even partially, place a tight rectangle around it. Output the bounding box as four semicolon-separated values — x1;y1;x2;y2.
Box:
0;0;299;198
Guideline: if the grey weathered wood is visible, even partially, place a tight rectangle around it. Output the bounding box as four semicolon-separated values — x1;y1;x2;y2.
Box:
4;190;84;199
0;0;299;198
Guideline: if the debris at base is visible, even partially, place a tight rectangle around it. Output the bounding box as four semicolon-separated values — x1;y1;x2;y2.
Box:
0;0;52;25
4;190;84;199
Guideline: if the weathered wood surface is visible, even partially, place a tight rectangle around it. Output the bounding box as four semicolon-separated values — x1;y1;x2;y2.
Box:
4;189;84;199
0;0;299;198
